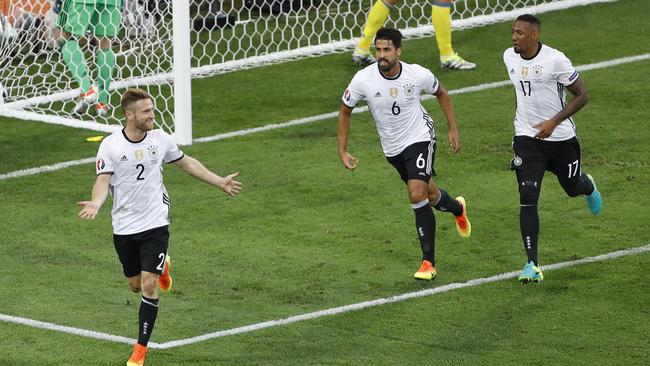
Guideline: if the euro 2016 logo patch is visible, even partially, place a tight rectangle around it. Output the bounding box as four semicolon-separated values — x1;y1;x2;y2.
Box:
343;89;351;102
96;158;105;171
404;84;414;97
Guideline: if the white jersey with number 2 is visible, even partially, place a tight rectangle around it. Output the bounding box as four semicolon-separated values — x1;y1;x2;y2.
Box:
95;129;184;235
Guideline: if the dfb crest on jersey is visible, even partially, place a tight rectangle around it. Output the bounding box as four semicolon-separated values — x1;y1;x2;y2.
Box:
389;87;398;98
404;84;414;97
532;65;543;79
148;145;159;160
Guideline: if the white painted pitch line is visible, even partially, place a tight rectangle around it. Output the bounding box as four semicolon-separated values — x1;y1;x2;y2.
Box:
1;244;649;348
1;52;649;182
193;52;650;143
154;243;650;349
0;312;158;347
0;157;96;180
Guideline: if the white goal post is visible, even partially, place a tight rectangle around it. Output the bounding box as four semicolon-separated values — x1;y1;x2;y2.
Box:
0;0;614;145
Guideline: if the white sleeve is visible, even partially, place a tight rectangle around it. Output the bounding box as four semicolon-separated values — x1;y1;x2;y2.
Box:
341;72;366;108
503;49;511;71
554;51;579;86
95;139;114;175
419;66;440;95
160;131;184;163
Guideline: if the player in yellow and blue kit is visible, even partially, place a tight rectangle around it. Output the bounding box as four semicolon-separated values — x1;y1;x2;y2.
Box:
352;0;476;70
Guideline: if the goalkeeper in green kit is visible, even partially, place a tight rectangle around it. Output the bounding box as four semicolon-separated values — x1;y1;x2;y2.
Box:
55;0;122;117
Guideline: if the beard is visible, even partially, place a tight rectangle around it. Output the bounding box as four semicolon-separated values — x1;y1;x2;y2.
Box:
378;58;394;72
135;118;154;131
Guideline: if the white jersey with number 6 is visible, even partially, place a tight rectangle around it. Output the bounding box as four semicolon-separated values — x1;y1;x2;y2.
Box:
503;44;580;141
342;62;438;157
95;129;184;235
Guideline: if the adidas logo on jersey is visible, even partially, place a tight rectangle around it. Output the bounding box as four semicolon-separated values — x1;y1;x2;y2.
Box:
120;155;128;161
509;68;515;74
374;92;382;97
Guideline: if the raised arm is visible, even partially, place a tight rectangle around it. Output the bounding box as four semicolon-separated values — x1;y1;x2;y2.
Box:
337;103;359;170
172;155;242;196
434;84;461;154
77;173;111;220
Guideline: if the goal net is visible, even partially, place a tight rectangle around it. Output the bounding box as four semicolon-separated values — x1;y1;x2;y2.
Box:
0;0;607;144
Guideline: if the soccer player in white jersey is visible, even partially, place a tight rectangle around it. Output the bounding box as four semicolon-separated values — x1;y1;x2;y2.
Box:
504;14;602;284
77;88;242;366
339;27;471;281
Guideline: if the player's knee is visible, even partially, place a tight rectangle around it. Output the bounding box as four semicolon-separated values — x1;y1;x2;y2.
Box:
428;188;441;204
57;32;71;47
128;283;141;293
140;277;158;296
98;37;112;50
519;180;540;206
409;190;428;203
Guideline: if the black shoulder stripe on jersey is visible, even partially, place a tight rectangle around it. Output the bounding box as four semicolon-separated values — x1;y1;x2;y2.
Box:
167;153;185;164
556;82;574;125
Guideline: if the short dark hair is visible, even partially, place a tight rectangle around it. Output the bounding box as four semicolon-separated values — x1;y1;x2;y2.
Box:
516;14;541;29
121;88;152;113
375;27;402;49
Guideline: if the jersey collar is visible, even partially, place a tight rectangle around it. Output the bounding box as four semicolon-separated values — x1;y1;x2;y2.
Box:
378;61;402;80
520;42;543;61
122;128;148;144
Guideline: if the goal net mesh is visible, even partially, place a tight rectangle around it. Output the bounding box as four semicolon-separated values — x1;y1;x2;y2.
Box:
0;0;566;136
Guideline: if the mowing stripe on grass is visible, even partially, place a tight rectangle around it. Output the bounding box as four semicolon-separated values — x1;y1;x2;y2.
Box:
1;52;648;183
2;244;649;348
192;52;650;143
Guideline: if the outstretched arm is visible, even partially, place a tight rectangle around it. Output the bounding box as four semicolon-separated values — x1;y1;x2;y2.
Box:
77;173;111;220
534;78;588;139
434;84;461;154
173;155;242;196
337;103;359;170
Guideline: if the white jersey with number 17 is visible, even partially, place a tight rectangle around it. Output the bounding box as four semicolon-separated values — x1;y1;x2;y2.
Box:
503;43;580;141
95;129;184;235
342;61;438;157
